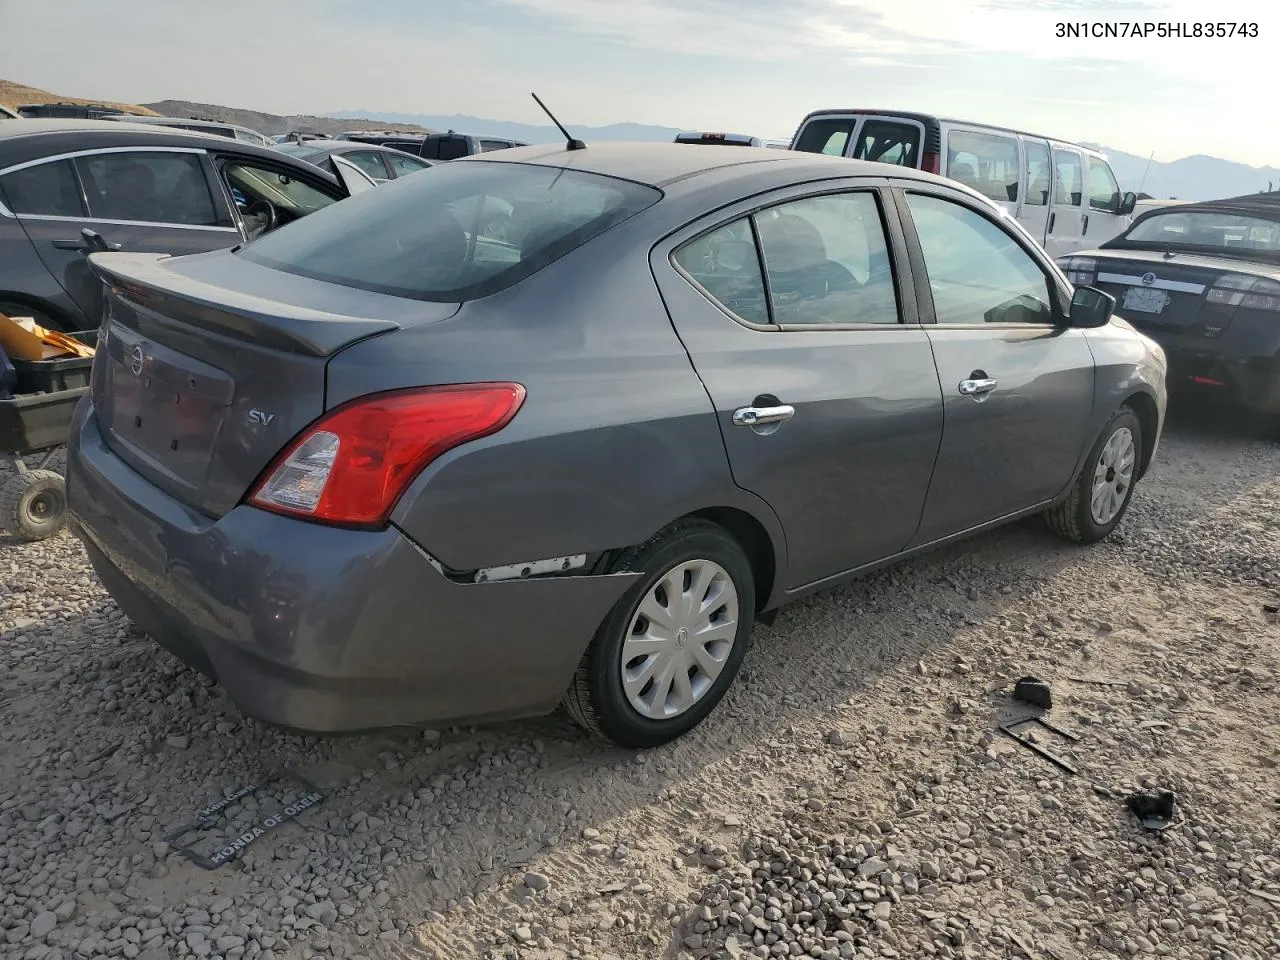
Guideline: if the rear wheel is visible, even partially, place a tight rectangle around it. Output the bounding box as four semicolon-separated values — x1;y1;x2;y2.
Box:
563;519;756;748
1045;407;1142;544
0;469;67;541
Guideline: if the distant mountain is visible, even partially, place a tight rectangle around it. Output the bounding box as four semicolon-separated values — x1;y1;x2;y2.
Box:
1;78;156;116
325;110;685;145
1084;144;1280;202
143;100;431;139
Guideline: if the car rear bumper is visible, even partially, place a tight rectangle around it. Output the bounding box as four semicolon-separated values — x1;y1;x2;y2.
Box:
1160;346;1280;414
65;399;641;733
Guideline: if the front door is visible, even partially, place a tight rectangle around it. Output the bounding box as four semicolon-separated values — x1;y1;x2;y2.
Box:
652;183;944;589
1045;145;1086;256
1083;154;1131;247
894;186;1095;543
0;149;239;325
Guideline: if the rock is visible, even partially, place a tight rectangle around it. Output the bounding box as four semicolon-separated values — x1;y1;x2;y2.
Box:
514;926;533;942
523;872;550;892
30;913;58;940
164;735;190;750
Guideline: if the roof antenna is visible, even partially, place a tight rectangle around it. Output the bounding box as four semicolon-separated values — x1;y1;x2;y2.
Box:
531;92;586;151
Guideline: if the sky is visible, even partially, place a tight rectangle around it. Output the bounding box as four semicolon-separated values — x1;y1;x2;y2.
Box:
2;0;1275;166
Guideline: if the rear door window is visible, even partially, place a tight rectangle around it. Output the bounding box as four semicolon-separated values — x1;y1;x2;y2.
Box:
946;131;1019;203
387;154;432;177
756;193;899;325
345;151;391;180
1023;140;1051;206
479;140;512;153
0;159;86;217
238;161;661;301
851;121;920;167
1053;149;1083;206
77;151;218;225
1087;157;1121;213
793;118;856;157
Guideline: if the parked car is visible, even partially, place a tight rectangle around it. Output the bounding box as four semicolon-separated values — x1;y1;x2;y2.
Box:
675;132;791;149
339;130;527;160
104;115;276;147
790;109;1136;258
274;138;436;183
1059;193;1280;418
0;119;374;332
16;102;127;120
66;142;1166;748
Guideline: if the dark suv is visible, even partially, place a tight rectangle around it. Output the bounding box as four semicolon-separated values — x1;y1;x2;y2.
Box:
339;131;526;161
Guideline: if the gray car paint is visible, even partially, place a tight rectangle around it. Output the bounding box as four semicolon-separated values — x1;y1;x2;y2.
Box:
66;143;1166;734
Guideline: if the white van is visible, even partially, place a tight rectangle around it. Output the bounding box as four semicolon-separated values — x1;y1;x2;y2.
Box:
790;110;1136;257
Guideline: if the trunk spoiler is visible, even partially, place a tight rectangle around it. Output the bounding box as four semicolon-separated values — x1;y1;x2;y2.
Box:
88;252;400;358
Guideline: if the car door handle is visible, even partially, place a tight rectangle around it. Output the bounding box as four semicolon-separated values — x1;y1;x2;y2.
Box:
732;404;795;426
1048;211;1056;232
51;228;122;253
1082;213;1089;235
958;377;998;396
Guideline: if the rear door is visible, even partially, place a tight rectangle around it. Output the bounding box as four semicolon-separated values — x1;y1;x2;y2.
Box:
1046;145;1085;256
0;147;239;324
1083;154;1130;246
893;184;1095;542
1017;137;1053;246
652;181;944;589
849;118;924;168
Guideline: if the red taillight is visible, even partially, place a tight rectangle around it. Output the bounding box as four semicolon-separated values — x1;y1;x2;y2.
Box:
1190;375;1224;386
248;383;526;528
921;151;941;174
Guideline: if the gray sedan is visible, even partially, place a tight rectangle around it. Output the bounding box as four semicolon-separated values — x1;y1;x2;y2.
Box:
65;143;1166;747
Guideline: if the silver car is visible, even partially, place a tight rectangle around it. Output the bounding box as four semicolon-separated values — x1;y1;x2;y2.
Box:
66;143;1166;747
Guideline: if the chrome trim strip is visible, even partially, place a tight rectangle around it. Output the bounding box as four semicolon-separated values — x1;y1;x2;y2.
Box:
15;213;237;232
1098;271;1205;294
0;145;209;177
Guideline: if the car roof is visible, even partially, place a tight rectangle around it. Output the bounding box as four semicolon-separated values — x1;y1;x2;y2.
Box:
284;140;431;160
459;140;937;188
0;117;230;143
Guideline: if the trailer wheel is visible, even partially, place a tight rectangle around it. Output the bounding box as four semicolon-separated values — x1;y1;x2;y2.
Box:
1;469;67;541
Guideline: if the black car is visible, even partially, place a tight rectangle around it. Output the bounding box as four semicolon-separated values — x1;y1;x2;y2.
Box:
338;130;527;161
274;139;436;182
1060;193;1280;418
0;119;374;331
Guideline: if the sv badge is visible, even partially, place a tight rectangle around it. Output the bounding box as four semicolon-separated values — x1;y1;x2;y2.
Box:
248;409;276;427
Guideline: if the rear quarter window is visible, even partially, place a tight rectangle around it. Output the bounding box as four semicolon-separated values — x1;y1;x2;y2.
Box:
237;161;661;301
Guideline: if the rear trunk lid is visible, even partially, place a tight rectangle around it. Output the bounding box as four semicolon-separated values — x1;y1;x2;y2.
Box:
88;249;459;518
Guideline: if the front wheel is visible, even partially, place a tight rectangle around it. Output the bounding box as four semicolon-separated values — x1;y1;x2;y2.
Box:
1045;407;1142;544
563;519;756;748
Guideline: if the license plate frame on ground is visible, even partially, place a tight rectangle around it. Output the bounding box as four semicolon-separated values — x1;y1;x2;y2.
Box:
1122;287;1171;314
164;770;324;870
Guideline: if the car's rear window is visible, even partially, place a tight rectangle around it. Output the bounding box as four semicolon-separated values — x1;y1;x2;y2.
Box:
237;161;661;301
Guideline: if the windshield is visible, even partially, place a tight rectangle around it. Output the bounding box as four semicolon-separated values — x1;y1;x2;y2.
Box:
238;160;661;301
1115;210;1280;256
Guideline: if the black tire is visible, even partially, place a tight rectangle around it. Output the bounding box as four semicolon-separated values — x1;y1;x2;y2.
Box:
563;519;756;748
1045;407;1142;544
0;470;67;542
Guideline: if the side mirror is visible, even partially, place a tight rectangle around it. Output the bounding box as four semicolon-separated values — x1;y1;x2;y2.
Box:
1120;191;1137;216
329;155;377;196
1069;285;1115;328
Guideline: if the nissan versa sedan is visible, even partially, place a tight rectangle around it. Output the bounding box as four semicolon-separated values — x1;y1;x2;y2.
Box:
1059;193;1280;420
66;143;1167;748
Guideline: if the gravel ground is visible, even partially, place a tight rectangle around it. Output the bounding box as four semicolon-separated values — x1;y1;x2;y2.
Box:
1;406;1278;960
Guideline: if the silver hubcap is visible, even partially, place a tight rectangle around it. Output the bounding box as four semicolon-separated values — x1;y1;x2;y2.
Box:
1090;426;1136;525
620;559;740;721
